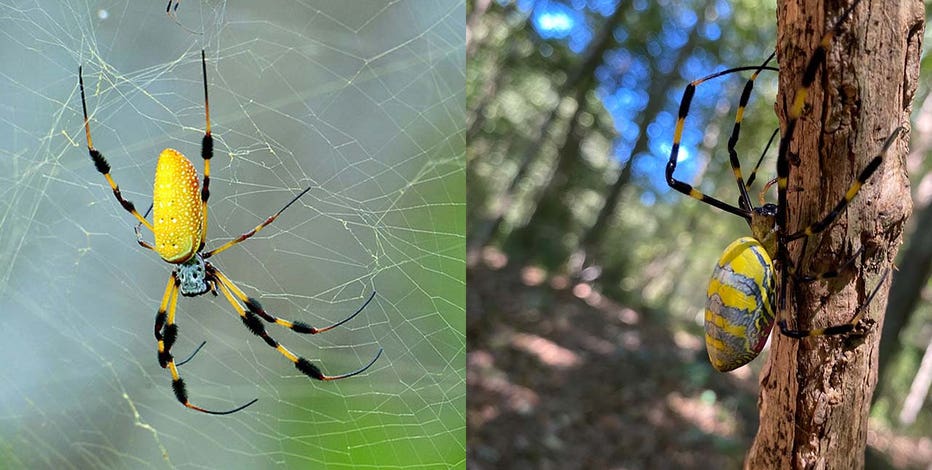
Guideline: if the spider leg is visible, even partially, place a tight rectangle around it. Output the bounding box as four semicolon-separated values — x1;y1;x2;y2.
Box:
666;61;778;221
745;128;780;193
198;50;213;251
779;268;890;338
773;2;895;334
784;127;903;242
79;66;155;233
786;239;865;283
775;0;864;310
212;268;376;335
197;60;313;259
778;127;900;309
165;1;204;35
134;223;156;251
175;340;207;367
726;52;776;212
775;2;861;210
133;204;157;251
195;51;309;260
212;269;382;381
203;183;314;259
154;271;257;415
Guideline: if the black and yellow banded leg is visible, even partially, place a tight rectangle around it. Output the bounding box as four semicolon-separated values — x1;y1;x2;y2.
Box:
154;273;178;368
211;268;377;335
776;0;864;236
198;49;213;252
726;52;776;212
784;127;903;242
774;0;864;310
79;66;155;233
213;270;383;381
666;58;778;220
779;268;890;338
154;271;257;415
203;184;315;258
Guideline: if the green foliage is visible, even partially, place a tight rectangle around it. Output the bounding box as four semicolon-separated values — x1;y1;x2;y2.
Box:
469;0;932;462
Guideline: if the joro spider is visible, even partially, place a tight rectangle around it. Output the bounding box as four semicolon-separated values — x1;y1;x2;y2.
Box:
665;0;901;372
79;50;382;414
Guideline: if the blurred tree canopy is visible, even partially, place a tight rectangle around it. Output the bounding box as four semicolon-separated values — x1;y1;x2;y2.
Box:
468;0;932;467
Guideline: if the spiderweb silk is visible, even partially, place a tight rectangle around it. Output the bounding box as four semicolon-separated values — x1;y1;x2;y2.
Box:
0;1;465;468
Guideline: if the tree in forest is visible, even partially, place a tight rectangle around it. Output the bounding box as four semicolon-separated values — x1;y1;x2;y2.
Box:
471;3;628;257
747;0;924;467
468;0;932;467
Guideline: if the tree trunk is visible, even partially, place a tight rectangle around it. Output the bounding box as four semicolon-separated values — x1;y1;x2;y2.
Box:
747;0;923;468
466;41;516;143
506;85;588;265
466;0;492;57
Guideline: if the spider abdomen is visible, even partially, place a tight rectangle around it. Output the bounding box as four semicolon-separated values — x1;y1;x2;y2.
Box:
153;148;203;263
705;237;777;372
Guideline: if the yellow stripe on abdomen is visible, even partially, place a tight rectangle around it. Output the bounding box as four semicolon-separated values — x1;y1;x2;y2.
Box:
704;237;776;372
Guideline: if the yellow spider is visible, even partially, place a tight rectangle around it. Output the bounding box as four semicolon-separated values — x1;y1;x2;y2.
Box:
665;0;898;371
79;50;382;415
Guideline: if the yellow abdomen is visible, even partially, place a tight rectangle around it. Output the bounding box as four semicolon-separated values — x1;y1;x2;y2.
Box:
704;237;776;372
153;149;203;263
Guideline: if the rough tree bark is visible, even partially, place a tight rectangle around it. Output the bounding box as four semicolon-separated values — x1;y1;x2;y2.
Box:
747;1;923;468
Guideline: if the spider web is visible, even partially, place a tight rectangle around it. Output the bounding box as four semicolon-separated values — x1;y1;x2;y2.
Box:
0;1;464;468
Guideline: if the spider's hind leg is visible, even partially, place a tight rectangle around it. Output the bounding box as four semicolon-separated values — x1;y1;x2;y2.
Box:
786;235;866;284
778;268;890;339
154;271;256;415
215;267;377;335
209;266;383;381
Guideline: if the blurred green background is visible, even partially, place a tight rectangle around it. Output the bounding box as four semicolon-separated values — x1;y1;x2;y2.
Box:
467;0;932;468
0;1;464;468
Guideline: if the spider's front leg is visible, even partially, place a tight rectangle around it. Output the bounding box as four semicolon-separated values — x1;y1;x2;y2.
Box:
78;66;154;233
